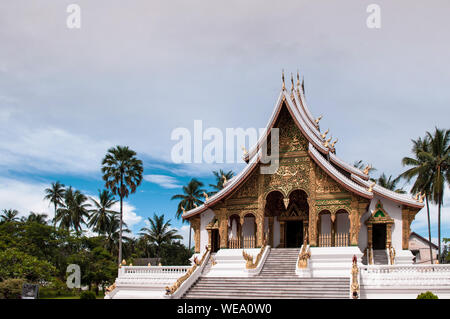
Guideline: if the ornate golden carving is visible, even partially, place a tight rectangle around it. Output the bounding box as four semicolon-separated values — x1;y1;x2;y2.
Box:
105;282;116;295
389;246;395;265
165;247;209;295
297;230;311;269
242;238;267;269
351;255;359;299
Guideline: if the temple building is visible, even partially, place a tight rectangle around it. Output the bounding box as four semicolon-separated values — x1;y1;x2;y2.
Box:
182;72;425;266
107;74;450;299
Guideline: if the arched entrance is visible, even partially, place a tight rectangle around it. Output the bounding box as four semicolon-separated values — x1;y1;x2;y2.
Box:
365;200;394;250
265;189;309;248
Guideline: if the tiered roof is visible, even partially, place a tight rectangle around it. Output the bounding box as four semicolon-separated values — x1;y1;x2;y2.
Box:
182;74;424;219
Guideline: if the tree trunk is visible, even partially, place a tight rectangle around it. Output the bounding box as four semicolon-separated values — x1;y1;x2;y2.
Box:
188;225;192;250
54;202;57;229
118;195;123;266
437;166;442;263
438;196;442;263
426;196;434;264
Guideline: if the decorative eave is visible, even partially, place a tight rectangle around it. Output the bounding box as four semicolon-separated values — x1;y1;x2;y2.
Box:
297;80;318;129
350;174;424;209
292;89;324;141
329;152;370;181
308;144;373;199
182;150;262;219
244;90;329;162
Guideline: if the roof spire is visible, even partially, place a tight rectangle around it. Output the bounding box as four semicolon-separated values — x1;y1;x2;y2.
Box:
290;73;294;92
282;69;286;91
301;76;305;94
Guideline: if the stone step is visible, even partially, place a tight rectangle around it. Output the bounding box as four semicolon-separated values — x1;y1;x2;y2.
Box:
184;292;349;299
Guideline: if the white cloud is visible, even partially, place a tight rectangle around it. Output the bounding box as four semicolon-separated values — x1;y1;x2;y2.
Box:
144;174;181;189
0;123;112;174
176;224;194;248
0;177;143;231
0;177;52;218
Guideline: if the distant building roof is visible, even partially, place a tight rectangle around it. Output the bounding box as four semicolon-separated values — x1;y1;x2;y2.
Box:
410;232;438;250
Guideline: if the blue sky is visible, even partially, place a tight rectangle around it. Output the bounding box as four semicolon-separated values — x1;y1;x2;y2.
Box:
0;0;449;246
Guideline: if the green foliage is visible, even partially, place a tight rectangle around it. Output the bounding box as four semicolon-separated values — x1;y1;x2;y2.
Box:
417;291;438;299
80;290;96;299
0;248;56;282
39;278;77;298
0;278;25;299
160;241;193;266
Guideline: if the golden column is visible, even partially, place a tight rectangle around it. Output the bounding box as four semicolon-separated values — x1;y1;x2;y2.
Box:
218;208;229;249
190;217;201;253
401;207;417;250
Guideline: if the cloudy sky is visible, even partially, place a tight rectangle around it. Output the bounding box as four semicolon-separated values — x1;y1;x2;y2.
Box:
0;0;449;246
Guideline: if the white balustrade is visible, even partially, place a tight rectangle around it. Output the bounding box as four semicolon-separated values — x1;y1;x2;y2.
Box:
360;264;450;287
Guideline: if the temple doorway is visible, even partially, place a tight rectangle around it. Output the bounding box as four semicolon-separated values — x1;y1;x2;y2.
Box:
211;229;220;252
372;224;386;249
286;221;303;248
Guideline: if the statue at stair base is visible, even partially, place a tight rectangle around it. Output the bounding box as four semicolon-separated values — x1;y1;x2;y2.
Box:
203;247;271;278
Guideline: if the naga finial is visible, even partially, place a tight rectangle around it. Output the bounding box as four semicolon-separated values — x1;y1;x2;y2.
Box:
181;206;186;214
321;128;329;139
419;193;426;203
282;69;286;91
368;182;376;192
296;70;300;90
363;164;372;175
331;138;338;147
241;145;248;155
315;115;323;124
203;192;209;202
222;174;228;186
290;73;294;92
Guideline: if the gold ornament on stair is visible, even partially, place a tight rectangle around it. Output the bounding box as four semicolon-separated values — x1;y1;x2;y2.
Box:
165;247;209;295
297;230;310;269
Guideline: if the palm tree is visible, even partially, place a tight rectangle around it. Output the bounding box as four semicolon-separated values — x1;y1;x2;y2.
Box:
171;178;206;249
424;128;449;261
0;209;20;223
44;181;65;227
88;190;118;235
102;145;144;265
376;173;406;194
55;187;91;234
208;170;234;195
139;214;182;259
105;212;131;256
400;132;449;263
25;212;49;224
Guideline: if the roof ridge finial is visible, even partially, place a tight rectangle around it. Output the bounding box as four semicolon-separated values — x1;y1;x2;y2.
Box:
290;73;294;92
301;75;305;94
296;70;300;90
282;69;286;91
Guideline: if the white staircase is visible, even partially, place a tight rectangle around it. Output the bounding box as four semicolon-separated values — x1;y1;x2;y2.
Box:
183;248;350;299
373;249;389;265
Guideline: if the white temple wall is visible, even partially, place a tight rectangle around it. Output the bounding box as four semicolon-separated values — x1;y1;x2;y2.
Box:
229;218;238;239
242;215;255;237
320;214;332;234
358;195;403;251
200;209;215;253
336;213;350;233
